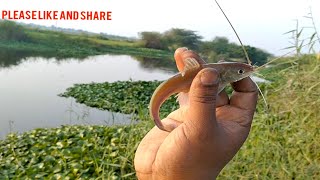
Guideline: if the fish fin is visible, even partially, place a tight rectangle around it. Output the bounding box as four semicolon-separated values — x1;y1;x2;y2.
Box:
174;48;206;73
174;93;180;102
218;83;227;93
174;47;189;72
181;58;201;77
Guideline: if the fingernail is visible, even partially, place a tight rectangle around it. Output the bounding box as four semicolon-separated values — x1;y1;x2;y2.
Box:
200;69;219;85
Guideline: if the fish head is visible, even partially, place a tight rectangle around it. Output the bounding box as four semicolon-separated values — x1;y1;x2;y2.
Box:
219;62;254;83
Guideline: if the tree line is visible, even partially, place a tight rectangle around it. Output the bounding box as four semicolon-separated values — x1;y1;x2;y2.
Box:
0;20;272;65
0;20;30;42
139;28;272;65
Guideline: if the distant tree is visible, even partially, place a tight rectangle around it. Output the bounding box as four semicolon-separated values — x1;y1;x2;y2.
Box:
137;29;272;64
199;36;272;64
245;46;271;65
199;41;217;62
163;28;202;51
138;31;165;50
211;36;229;54
0;20;29;41
227;43;244;58
200;37;231;62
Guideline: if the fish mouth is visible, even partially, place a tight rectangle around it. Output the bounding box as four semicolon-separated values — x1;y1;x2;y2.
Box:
244;64;255;73
250;66;255;72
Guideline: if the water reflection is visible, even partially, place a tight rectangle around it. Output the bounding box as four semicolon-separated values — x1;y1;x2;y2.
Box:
0;48;31;68
0;49;178;73
0;54;174;138
133;56;177;73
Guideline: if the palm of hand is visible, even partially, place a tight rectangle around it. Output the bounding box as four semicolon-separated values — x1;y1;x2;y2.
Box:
134;76;257;179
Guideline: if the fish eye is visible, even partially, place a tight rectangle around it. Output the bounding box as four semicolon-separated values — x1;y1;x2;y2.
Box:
238;69;245;74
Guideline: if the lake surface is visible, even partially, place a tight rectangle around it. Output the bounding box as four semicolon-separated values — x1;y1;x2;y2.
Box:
0;53;266;138
0;54;175;138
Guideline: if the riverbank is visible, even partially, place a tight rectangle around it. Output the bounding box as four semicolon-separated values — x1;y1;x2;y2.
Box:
0;32;172;60
1;55;319;178
0;20;272;65
0;20;173;60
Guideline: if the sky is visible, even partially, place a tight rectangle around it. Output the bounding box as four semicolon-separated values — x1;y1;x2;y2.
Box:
1;0;320;56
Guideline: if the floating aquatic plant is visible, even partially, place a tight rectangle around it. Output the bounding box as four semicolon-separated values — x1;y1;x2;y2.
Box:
0;124;150;179
59;80;179;120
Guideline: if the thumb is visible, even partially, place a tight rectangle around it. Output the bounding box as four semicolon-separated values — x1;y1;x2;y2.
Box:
187;68;220;129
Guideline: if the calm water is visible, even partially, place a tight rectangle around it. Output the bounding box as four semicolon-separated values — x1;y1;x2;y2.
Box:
0;53;266;138
0;54;175;138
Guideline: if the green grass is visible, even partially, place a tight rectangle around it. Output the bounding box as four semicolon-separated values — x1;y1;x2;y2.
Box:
1;55;320;179
1;27;173;60
218;54;320;179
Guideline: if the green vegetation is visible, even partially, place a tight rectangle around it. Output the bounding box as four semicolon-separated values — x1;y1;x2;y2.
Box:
219;55;320;179
1;13;320;178
2;54;320;178
0;20;172;60
0;20;30;41
139;28;272;65
200;37;271;65
0;20;271;66
58;81;179;121
0;124;150;179
139;29;202;51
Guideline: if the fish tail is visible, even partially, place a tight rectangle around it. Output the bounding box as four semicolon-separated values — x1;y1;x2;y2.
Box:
149;74;193;132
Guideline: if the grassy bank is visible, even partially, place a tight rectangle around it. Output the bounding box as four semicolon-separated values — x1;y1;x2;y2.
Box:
219;55;320;178
0;21;173;60
1;55;320;179
0;33;172;60
0;20;273;65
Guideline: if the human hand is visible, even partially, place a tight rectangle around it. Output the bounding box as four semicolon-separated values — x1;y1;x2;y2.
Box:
134;49;258;180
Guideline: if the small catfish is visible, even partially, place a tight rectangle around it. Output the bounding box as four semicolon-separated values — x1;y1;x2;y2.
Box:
149;48;254;132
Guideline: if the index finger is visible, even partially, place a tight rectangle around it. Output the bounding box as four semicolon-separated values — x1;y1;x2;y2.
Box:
229;77;258;110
